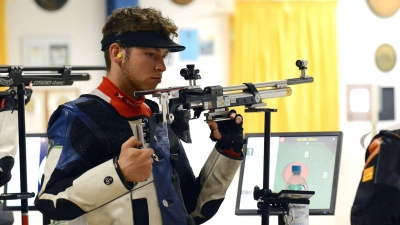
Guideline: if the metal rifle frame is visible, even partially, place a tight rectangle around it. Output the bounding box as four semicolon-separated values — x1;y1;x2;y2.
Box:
134;60;314;146
135;60;315;224
0;65;105;225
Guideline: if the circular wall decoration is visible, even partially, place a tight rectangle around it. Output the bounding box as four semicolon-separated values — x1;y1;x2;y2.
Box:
35;0;68;11
375;44;396;72
171;0;193;5
367;0;400;18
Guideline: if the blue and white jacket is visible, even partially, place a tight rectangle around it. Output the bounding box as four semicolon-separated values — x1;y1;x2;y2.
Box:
35;86;242;225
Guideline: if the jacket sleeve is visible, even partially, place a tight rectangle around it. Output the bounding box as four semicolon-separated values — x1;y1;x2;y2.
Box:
191;146;242;224
175;138;242;224
0;110;18;187
35;106;132;221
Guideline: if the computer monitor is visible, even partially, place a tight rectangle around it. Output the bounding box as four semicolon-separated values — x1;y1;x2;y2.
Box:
3;133;48;211
235;131;343;216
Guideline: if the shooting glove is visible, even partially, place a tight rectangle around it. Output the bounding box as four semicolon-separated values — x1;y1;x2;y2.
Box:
0;88;33;112
0;156;14;187
210;109;244;159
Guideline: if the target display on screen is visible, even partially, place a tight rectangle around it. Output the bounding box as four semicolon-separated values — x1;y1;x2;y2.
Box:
235;132;343;216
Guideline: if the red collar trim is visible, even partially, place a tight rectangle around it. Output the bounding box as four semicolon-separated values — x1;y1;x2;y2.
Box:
97;77;152;117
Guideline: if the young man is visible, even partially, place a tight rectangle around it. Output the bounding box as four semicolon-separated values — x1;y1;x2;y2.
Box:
35;6;244;225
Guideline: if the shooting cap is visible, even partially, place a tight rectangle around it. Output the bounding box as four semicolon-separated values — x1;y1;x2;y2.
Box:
101;31;186;52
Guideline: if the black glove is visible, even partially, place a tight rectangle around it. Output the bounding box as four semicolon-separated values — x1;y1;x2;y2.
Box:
209;110;244;157
24;88;33;105
0;156;15;187
0;88;33;112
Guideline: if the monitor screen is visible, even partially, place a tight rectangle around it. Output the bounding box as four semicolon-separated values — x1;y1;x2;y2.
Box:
235;131;343;216
3;133;48;211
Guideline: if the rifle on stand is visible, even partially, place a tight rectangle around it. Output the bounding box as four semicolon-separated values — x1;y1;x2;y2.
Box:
135;60;312;141
0;65;105;225
135;60;315;225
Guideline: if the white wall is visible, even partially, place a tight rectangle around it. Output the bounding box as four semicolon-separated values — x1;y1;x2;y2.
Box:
4;0;400;224
335;1;400;225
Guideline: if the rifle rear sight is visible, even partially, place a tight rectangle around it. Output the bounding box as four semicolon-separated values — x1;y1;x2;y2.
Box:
180;64;201;81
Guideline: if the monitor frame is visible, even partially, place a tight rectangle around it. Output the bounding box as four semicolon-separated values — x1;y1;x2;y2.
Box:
3;133;48;211
235;131;343;216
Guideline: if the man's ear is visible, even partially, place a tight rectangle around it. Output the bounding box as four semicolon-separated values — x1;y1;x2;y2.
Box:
109;43;123;62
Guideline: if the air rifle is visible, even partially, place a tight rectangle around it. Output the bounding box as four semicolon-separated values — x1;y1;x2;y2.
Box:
134;60;313;143
0;65;106;87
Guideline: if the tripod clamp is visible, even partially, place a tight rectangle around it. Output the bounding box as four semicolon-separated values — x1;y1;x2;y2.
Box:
253;186;314;216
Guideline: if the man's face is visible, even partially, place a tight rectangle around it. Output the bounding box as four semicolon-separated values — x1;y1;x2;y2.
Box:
120;47;169;92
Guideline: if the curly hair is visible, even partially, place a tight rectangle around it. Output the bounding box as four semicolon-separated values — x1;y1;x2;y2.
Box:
102;6;179;70
103;7;178;37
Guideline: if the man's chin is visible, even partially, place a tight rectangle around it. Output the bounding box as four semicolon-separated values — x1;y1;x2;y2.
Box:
140;85;158;92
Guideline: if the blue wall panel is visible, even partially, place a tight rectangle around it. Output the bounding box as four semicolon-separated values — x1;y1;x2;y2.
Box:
107;0;138;16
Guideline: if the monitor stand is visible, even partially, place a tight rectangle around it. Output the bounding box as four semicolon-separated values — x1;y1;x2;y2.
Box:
245;108;314;225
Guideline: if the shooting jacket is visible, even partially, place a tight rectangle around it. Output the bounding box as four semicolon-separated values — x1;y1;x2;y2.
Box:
35;78;242;225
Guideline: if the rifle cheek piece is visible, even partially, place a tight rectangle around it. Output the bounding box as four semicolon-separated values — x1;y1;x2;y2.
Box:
170;110;192;143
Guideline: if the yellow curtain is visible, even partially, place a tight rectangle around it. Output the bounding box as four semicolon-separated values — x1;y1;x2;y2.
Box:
231;0;338;133
0;0;6;64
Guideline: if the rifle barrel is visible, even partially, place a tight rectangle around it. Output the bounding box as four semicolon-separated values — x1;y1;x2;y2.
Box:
226;87;292;101
21;73;91;81
0;66;106;73
222;77;313;92
21;66;106;71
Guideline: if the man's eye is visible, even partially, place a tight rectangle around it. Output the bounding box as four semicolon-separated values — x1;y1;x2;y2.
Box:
163;55;171;63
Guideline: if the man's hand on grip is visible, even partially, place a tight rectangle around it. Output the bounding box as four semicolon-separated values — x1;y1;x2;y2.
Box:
118;136;154;183
206;109;244;157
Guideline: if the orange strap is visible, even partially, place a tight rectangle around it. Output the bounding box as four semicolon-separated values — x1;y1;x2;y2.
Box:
364;137;381;169
364;134;400;168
